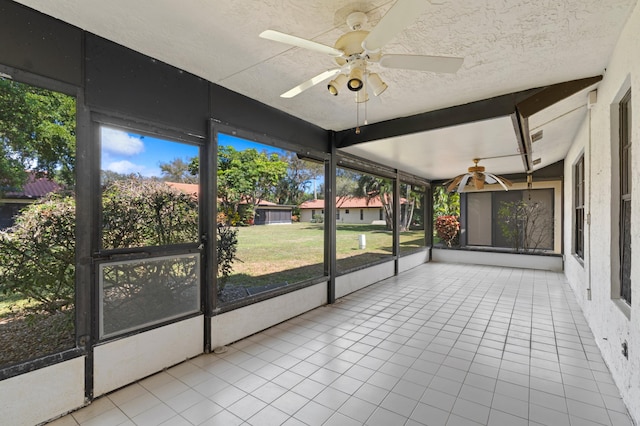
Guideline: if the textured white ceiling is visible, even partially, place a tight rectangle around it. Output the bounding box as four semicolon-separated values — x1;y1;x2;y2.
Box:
14;0;637;179
341;116;524;179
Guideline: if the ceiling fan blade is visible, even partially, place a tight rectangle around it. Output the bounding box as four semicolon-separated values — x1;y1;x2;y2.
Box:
485;173;512;191
280;69;341;98
362;0;429;52
445;174;464;192
260;30;343;57
380;54;464;73
457;174;472;193
484;174;497;184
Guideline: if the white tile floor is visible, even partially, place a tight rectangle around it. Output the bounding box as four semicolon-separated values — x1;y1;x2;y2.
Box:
49;263;634;426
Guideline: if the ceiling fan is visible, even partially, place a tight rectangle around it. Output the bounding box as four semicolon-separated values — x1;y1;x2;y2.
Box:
445;159;513;193
259;0;464;100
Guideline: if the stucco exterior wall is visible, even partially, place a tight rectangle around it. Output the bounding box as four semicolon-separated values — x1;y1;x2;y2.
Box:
336;207;383;224
300;207;384;224
564;1;640;421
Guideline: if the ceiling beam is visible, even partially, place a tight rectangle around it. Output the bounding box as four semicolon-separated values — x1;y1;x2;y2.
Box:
514;75;602;171
335;76;602;151
515;75;603;118
334;87;543;148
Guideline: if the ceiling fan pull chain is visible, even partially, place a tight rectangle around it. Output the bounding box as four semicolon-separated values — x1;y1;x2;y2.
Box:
355;94;361;134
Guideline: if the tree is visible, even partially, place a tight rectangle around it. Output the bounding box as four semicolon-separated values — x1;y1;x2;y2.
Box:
0;78;75;194
432;185;460;243
498;200;552;253
273;153;320;206
159;157;198;183
331;168;360;205
354;173;394;230
399;183;419;231
217;146;288;224
433;185;460;217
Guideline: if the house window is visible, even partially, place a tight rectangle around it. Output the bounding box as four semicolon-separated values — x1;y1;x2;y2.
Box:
619;89;632;305
379;209;383;220
574;155;585;260
336;210;340;220
360;209;364;220
345;209;349;214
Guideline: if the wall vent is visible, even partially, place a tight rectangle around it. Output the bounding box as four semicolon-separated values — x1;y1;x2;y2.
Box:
531;130;543;143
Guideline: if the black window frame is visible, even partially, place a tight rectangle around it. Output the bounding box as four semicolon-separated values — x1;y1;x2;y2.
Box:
0;64;85;380
93;116;206;342
619;89;632;305
574;155;585;260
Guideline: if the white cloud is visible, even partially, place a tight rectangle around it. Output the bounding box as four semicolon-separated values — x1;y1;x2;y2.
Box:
106;160;144;174
101;127;145;156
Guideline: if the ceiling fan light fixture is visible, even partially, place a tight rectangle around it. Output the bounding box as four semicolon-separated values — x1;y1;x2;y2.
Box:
368;73;388;96
356;88;369;103
347;67;364;92
327;74;347;96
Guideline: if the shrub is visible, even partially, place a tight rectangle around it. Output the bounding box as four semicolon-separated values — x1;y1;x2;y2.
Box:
435;215;460;247
0;193;76;313
0;178;239;314
102;178;198;248
216;222;238;293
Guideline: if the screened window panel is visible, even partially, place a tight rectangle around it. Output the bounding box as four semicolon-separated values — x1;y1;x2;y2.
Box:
99;254;200;338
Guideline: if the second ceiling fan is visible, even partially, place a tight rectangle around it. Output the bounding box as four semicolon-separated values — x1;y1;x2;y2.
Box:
259;0;464;100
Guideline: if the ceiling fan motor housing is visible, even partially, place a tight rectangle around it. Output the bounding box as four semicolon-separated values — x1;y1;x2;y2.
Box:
346;11;368;31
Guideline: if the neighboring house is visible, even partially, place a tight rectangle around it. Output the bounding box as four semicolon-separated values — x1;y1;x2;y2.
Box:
251;200;293;225
0;173;62;229
164;181;199;198
300;196;400;224
165;182;293;225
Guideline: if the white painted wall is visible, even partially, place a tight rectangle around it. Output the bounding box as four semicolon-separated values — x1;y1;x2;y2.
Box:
93;316;204;396
398;249;430;273
563;2;640;421
336;207;383;224
299;209;321;222
211;283;328;348
335;260;395;298
300;207;385;224
0;357;85;426
432;248;563;272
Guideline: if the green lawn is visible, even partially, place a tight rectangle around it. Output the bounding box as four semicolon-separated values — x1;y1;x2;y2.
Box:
225;222;425;288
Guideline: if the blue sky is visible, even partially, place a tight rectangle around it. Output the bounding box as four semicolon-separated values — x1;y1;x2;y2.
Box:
100;127;283;178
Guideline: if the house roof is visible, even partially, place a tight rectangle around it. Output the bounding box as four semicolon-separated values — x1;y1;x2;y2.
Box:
300;196;405;209
165;182;293;208
3;173;62;199
165;182;199;196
